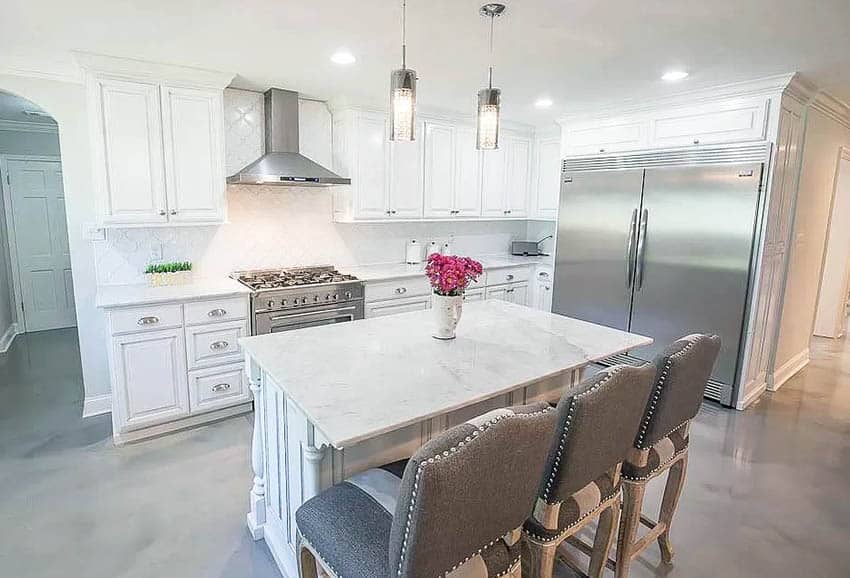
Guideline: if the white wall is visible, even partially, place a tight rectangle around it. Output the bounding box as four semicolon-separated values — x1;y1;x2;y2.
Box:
776;106;850;372
813;156;850;338
0;75;111;401
0;127;63;348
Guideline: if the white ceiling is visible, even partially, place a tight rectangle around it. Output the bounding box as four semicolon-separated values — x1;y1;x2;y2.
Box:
0;91;56;124
2;0;849;125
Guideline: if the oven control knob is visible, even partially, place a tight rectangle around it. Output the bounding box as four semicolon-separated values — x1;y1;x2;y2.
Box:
281;299;287;307
333;294;338;300
344;291;352;300
267;300;274;309
325;294;331;301
313;295;319;302
301;297;308;305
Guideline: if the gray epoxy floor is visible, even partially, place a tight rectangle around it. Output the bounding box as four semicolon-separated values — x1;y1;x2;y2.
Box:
1;328;849;577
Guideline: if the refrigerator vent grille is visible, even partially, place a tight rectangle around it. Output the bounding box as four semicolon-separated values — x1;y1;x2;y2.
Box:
597;353;725;403
562;141;771;173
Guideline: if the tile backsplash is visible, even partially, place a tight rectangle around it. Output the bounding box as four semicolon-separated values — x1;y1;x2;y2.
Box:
93;88;548;286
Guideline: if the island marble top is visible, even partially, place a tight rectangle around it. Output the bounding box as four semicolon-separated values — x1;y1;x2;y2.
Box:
240;300;652;448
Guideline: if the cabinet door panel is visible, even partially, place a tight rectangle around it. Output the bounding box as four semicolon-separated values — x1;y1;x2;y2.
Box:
535;138;561;219
510;282;529;306
389;121;424;218
563;121;645;156
112;328;189;431
365;295;431;318
355;116;389;218
454;128;482;216
96;79;167;224
161;86;226;223
485;285;510;301
651;99;768;147
506;137;531;217
423;123;455;218
481;146;507;217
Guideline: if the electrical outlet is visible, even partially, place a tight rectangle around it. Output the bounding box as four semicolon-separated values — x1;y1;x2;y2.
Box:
83;223;106;241
149;243;163;262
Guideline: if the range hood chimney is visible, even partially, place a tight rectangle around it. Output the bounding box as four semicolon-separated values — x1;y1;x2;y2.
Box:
227;88;350;186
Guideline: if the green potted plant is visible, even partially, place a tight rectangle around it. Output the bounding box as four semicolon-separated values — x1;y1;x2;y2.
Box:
145;261;193;287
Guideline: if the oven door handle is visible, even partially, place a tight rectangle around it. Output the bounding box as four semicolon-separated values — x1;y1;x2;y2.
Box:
268;306;358;323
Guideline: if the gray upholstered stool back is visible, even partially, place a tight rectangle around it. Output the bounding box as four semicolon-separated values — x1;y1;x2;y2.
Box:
538;365;656;504
636;334;721;450
387;402;557;577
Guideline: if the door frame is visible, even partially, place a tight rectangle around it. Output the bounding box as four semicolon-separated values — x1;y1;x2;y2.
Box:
0;153;64;333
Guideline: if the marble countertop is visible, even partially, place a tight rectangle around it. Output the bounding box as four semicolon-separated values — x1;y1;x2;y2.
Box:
96;277;252;308
240;300;651;448
343;254;553;282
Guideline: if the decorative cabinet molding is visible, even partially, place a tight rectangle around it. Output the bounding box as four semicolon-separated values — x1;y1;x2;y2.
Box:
333;107;536;223
82;56;231;227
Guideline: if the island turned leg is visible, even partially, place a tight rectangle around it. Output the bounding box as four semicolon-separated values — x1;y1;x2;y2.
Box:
246;360;266;540
302;433;327;502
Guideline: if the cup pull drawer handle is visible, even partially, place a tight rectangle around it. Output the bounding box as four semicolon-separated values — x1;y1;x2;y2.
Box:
137;316;160;326
211;383;231;393
208;308;227;317
506;274;515;281
395;287;407;294
210;340;229;351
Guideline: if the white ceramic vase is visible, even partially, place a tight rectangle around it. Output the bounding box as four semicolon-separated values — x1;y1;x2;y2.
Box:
432;293;463;340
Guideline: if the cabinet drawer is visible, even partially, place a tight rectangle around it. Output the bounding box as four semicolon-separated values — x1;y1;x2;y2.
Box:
186;319;249;370
365;295;431;318
184;296;248;326
486;266;530;285
188;363;250;414
110;303;183;335
365;276;431;303
463;288;485;302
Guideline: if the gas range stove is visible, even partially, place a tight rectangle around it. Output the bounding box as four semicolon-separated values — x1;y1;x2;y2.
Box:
231;266;365;335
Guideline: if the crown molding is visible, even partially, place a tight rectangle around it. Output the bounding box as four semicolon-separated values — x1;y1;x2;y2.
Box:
0;119;58;133
556;73;798;123
810;91;850;130
784;73;819;105
0;54;83;85
73;52;235;89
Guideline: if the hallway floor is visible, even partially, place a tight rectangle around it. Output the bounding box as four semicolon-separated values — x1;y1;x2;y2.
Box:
1;329;849;577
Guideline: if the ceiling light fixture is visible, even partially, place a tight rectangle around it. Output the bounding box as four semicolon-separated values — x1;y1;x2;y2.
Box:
389;0;417;141
534;97;553;109
661;70;689;82
330;50;356;65
477;3;506;150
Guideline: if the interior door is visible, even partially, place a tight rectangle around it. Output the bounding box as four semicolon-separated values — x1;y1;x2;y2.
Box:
628;164;762;386
552;169;644;331
7;159;76;331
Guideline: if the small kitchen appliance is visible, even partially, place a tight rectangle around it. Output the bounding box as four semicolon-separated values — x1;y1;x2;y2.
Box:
232;266;364;335
511;236;553;256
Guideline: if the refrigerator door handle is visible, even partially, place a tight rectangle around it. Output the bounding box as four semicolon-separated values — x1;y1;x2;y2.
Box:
625;208;638;288
635;208;649;289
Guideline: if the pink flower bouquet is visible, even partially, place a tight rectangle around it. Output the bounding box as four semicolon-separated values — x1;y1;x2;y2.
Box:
425;254;484;297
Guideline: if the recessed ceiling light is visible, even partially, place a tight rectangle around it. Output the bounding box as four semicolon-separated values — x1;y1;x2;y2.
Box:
330;50;356;65
661;70;689;82
534;97;553;109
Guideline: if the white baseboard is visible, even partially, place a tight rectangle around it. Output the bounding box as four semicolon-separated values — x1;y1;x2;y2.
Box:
82;393;112;417
736;378;767;410
0;323;20;353
769;348;810;392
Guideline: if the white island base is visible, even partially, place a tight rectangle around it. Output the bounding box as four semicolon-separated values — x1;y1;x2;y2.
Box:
240;301;652;577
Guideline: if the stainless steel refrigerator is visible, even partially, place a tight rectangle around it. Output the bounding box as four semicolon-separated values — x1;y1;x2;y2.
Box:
552;144;770;406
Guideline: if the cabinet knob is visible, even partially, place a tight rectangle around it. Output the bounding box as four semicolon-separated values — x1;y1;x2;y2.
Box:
391;210;397;214
599;148;606;153
170;209;178;216
137;316;159;326
159;210;167;216
693;139;700;145
211;383;231;393
395;287;407;295
506;274;515;281
208;308;227;317
210;340;230;351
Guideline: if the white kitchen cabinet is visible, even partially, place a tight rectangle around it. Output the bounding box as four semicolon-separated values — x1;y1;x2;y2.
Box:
454;128;483;216
85;70;229;226
188;363;251;414
533;268;554;312
485;282;529;306
650;98;768;148
160;86;227;223
481;146;508;217
562;120;646;156
534;137;561;220
354;115;389;219
505;136;532;217
423;122;456;217
90;77;168;225
388;122;425;218
365;295;431;318
463;288;485;302
112;328;189;431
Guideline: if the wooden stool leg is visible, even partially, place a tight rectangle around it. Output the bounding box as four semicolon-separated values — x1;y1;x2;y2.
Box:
589;499;621;578
521;538;558;578
616;482;646;578
658;454;689;564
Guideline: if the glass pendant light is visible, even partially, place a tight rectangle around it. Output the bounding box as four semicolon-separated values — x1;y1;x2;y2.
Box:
390;0;416;141
477;3;506;150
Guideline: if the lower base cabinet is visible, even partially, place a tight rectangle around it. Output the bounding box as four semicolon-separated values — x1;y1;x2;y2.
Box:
485;281;529;306
188;362;250;413
365;294;431;318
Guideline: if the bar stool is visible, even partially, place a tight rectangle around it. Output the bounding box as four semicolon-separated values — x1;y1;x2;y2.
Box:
295;402;558;578
615;334;721;578
522;364;656;578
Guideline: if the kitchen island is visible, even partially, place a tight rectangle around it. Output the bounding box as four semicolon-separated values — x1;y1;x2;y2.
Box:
240;300;651;577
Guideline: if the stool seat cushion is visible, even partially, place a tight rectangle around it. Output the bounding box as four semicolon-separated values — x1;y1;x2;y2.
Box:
622;426;689;481
296;459;521;578
524;472;618;542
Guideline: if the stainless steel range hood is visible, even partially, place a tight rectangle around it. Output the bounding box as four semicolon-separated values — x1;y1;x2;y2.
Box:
227;88;350;186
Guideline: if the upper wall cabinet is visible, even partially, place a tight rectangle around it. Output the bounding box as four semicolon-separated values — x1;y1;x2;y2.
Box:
482;135;532;218
533;137;561;220
81;54;233;227
559;96;770;158
423;123;483;218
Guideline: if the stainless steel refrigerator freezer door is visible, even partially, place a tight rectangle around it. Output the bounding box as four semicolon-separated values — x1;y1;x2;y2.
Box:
628;164;762;389
552;169;645;331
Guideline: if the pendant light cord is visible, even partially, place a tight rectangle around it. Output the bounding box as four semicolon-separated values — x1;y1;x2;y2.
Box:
487;13;495;89
402;0;407;69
